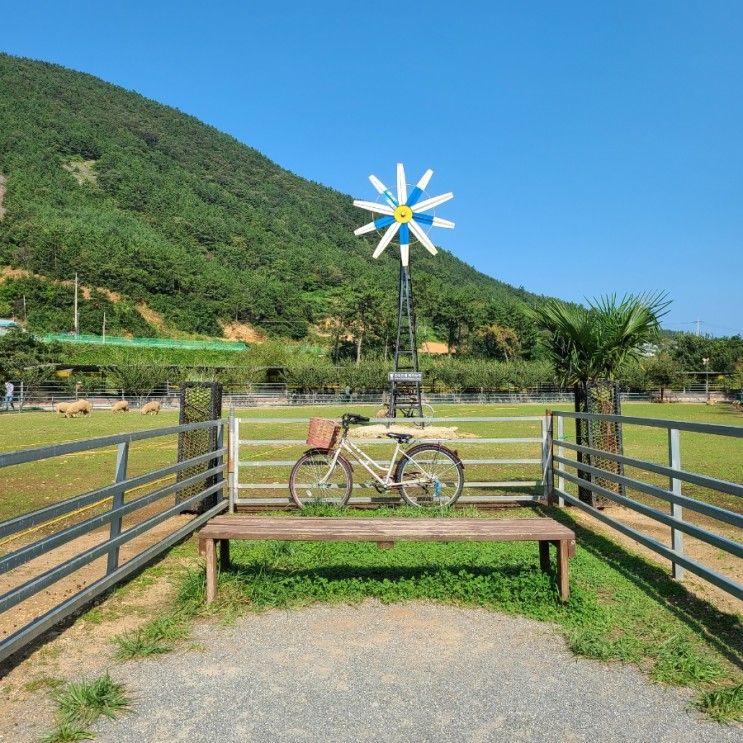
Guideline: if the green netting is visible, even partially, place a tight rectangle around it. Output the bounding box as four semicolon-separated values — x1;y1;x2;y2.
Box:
40;333;246;351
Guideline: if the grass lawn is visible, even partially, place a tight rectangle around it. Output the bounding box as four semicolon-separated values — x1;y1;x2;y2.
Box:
0;402;741;522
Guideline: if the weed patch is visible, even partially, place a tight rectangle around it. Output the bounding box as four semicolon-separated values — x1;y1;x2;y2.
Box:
41;673;129;742
694;682;743;724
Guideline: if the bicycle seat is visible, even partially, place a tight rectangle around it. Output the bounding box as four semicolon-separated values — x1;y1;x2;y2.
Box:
386;432;414;443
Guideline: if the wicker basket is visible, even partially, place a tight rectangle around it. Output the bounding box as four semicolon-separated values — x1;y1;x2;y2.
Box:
306;417;340;448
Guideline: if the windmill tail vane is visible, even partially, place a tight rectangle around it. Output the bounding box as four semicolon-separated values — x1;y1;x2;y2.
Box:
352;163;455;267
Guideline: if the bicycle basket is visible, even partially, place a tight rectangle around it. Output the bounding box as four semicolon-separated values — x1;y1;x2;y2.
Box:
306;417;340;448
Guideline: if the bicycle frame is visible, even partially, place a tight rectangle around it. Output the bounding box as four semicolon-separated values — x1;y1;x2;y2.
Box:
318;433;431;490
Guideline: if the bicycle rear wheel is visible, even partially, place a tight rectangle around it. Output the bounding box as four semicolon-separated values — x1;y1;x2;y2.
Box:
289;449;353;508
395;444;464;507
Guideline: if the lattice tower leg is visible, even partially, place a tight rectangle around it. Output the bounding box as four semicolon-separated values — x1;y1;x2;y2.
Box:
389;264;422;418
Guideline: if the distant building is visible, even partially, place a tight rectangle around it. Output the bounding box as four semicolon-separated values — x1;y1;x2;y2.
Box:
0;319;21;337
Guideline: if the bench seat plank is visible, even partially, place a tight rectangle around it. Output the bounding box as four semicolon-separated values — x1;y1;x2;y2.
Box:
198;517;574;543
197;516;576;604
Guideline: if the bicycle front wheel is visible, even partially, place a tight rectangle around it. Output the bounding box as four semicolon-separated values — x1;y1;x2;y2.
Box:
289;450;353;508
395;444;464;507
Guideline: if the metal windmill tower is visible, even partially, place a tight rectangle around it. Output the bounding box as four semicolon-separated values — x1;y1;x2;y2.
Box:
353;164;455;417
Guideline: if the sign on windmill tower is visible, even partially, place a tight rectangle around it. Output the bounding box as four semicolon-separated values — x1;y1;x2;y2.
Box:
353;164;455;418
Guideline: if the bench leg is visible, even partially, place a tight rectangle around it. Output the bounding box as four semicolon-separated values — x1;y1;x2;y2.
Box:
556;539;570;603
538;541;550;572
205;537;217;605
219;539;231;571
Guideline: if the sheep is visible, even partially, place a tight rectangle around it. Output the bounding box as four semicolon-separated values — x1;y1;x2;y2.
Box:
64;399;92;418
54;402;70;415
140;400;161;415
111;400;129;413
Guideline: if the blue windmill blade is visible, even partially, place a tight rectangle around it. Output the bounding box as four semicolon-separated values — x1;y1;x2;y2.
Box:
407;169;434;207
369;175;398;208
413;213;455;228
353;214;395;236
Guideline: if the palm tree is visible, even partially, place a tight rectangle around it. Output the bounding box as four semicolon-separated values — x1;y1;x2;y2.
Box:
531;293;670;505
530;293;670;387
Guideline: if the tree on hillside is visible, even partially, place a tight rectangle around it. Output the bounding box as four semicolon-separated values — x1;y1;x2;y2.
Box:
0;329;62;410
470;324;522;361
105;350;171;406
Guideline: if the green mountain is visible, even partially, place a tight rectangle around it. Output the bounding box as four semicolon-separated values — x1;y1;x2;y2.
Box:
0;53;541;342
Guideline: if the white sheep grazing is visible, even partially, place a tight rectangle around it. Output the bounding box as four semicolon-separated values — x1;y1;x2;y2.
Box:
64;399;92;418
55;402;70;415
140;401;161;415
111;400;129;413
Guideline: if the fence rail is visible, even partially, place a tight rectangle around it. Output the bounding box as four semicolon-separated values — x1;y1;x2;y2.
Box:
0;419;226;664
230;414;550;508
550;411;743;601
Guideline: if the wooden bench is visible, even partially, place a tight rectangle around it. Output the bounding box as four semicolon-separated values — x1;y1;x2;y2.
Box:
197;516;576;604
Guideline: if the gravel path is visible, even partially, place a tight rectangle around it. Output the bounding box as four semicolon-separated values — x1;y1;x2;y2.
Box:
97;602;736;742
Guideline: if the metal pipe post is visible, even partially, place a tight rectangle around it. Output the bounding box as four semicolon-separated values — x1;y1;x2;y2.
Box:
668;428;684;580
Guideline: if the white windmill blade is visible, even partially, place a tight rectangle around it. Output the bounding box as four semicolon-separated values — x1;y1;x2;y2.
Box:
353;199;395;216
413;213;456;229
372;222;401;258
408;219;438;256
354;221;377;236
396;163;407;205
411;191;454;213
354;215;395;236
399;223;410;267
369;175;397;207
406;169;433;206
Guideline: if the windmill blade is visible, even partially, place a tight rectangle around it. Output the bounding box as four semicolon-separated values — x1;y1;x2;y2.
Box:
353;199;395;216
372;222;401;258
413;213;455;229
369;175;397;207
396;163;407;205
399;223;410;267
406;168;433;207
411;191;454;213
408;219;438;256
354;214;395;236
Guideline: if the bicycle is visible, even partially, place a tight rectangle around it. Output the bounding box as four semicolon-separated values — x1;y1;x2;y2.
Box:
289;413;464;509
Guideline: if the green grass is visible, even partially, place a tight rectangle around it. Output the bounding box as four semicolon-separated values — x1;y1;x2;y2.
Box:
41;673;130;743
695;682;743;723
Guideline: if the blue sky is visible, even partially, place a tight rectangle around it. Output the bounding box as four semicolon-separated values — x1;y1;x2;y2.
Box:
2;1;742;335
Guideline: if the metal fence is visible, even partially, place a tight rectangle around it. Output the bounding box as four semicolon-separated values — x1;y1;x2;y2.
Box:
550;411;743;601
0;419;227;664
230;414;551;509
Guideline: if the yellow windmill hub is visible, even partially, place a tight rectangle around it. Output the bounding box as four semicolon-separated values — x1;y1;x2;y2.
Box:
393;204;413;223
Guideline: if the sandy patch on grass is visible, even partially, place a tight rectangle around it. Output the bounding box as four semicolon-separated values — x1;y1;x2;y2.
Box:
349;424;475;440
61;158;97;186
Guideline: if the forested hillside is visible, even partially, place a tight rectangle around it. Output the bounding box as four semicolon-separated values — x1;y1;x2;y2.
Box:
0;53;544;351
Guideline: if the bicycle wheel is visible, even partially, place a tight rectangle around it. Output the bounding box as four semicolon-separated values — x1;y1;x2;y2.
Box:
394;444;464;507
289;449;353;508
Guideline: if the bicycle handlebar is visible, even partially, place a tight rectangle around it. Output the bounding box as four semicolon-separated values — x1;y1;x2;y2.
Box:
341;413;370;427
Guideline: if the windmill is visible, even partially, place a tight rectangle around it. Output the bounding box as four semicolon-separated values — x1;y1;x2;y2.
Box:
353;163;455;418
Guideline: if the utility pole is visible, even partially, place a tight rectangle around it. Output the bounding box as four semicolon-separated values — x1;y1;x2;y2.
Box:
102;311;106;344
22;295;27;324
702;357;710;402
695;319;702;336
73;273;79;337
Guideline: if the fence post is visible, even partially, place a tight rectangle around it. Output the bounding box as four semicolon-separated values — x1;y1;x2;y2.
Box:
668;428;684;580
229;407;237;513
216;421;225;504
106;440;129;574
556;415;565;506
542;411;552;502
